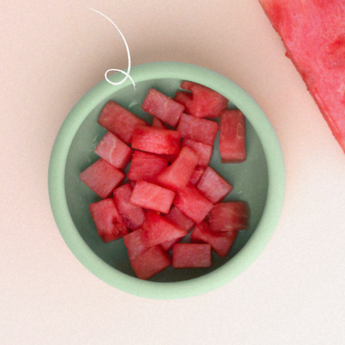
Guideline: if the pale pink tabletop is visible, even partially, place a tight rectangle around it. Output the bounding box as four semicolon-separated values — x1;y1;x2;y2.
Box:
1;1;344;344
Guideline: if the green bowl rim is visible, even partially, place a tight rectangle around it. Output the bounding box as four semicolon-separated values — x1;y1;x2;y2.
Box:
48;61;285;299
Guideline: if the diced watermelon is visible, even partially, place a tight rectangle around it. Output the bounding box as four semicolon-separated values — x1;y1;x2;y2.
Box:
156;146;199;191
79;158;125;198
94;131;133;170
259;0;345;154
142;88;185;127
189;166;206;186
127;150;168;182
196;166;233;204
130;180;175;214
97;101;147;144
173;183;214;224
160;237;181;251
141;211;188;247
181;139;213;167
165;206;195;231
130;245;171;280
209;201;249;232
177;113;219;146
191;221;238;258
219;110;246;163
172;243;212;268
174;81;228;118
89;198;128;243
152;117;167;129
123;229;149;261
113;183;146;230
160;206;195;251
132;126;181;155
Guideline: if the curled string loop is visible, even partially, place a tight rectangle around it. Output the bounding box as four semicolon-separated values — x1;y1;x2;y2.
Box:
89;8;135;89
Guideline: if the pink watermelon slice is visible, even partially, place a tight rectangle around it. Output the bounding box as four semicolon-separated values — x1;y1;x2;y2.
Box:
260;0;345;154
172;243;212;268
89;198;128;243
130;245;171;280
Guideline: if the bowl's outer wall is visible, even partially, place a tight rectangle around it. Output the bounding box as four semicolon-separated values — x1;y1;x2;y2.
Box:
49;62;285;299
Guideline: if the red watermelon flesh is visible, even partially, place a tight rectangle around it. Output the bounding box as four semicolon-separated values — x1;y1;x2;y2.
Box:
160;206;195;251
79;158;125;199
209;201;249;232
181;139;213;167
189;166;206;186
127;150;168;182
177;113;219;146
191;221;238;258
97;101;147;144
165;206;195;232
142;88;185;127
196;166;233;204
156;146;199;191
219;110;246;163
160;237;181;251
260;0;345;154
141;211;188;247
89;198;128;243
175;81;228;118
172;243;212;268
94;131;133;170
130;180;175;214
173;183;214;224
132;126;181;155
113;183;146;230
123;229;149;261
130;245;171;280
152;117;167;129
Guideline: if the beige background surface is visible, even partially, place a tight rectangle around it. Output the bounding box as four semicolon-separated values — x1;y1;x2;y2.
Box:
1;1;345;344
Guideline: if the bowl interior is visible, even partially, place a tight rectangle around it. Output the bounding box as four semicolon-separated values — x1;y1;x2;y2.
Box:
64;77;268;282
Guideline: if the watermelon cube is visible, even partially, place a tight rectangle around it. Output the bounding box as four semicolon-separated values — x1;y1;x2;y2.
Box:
97;101;147;144
156;146;199;191
79;158;125;198
219;110;246;163
209;201;249;232
127;150;168;182
160;207;195;251
132;126;181;155
165;206;195;232
160;237;181;252
152;117;167;129
173;183;214;224
259;0;345;154
130;180;175;214
177;113;219;146
142;88;185;127
189;166;206;186
191;221;238;258
123;229;149;261
89;198;128;243
113;183;146;231
196;166;233;204
94;131;133;170
172;243;212;268
174;81;228;118
141;211;188;247
130;245;171;280
181;139;213;167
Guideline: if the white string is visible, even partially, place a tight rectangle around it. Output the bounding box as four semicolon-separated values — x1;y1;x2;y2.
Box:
89;8;136;89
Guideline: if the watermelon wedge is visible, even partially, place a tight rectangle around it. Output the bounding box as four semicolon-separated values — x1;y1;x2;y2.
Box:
174;81;228;118
130;245;171;280
260;0;345;154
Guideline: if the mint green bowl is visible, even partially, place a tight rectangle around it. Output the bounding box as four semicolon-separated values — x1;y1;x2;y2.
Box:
49;62;285;299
